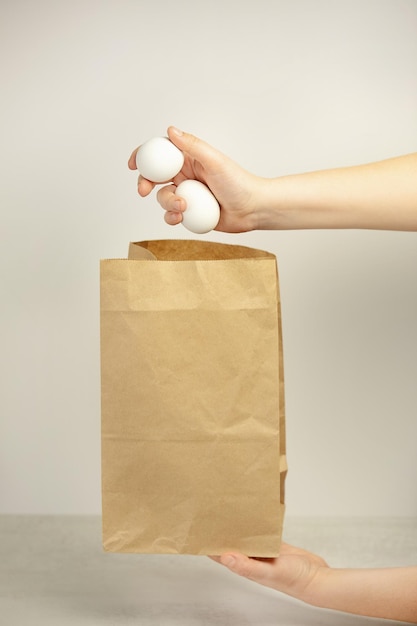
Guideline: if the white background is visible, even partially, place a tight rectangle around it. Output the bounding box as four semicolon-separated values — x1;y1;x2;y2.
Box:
1;0;416;517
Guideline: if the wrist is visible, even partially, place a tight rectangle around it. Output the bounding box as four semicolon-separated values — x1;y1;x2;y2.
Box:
255;176;314;230
255;168;370;231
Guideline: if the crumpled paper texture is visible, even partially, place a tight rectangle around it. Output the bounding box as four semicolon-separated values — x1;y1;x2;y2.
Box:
100;240;287;556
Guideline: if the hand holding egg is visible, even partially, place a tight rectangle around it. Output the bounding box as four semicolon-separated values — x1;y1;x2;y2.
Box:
135;136;220;234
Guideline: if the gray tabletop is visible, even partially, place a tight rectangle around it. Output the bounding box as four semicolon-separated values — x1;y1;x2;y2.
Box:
1;515;416;625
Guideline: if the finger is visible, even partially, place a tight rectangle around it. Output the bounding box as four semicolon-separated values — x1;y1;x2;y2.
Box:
128;147;139;170
208;556;221;564
167;126;223;174
219;553;274;585
156;184;186;213
137;175;156;197
164;210;183;226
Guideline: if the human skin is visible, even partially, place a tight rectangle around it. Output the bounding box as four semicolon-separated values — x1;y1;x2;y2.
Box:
128;128;417;622
128;126;417;233
210;544;417;623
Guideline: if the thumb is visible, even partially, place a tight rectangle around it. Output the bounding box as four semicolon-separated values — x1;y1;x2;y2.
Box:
219;553;272;585
167;126;222;172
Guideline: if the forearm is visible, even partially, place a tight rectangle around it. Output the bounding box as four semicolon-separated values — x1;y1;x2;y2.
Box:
257;153;417;231
306;566;417;623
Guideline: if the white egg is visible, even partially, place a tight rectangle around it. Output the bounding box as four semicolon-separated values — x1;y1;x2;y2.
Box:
136;136;184;183
175;180;220;234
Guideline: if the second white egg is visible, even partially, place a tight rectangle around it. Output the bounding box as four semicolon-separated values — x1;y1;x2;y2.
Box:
175;180;220;234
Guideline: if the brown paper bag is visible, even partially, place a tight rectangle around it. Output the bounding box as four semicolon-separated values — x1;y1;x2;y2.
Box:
100;239;287;556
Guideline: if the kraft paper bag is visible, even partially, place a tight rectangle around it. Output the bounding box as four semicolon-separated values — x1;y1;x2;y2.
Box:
100;239;287;556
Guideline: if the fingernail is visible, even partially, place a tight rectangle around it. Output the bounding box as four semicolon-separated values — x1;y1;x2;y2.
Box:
222;555;236;568
171;126;183;137
173;199;183;211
